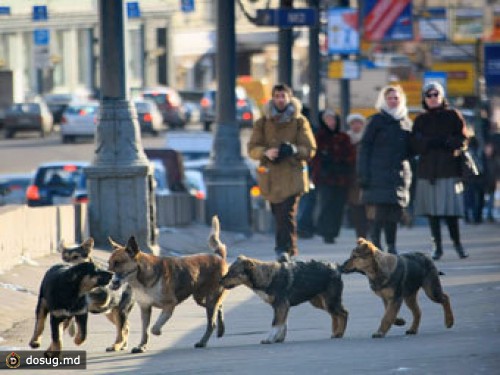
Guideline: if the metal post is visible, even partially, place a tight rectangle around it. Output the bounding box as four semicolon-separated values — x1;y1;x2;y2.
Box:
204;0;251;234
340;78;350;129
308;0;320;128
85;0;158;252
278;0;293;85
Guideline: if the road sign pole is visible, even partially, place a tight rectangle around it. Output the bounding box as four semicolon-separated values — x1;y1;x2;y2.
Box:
278;0;293;86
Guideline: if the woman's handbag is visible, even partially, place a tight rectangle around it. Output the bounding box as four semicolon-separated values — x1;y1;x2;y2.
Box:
460;149;480;180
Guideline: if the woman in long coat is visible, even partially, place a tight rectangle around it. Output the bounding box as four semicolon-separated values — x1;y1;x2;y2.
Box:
358;85;412;254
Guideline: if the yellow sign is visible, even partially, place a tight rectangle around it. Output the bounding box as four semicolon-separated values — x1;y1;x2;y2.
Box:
431;62;476;96
392;80;423;107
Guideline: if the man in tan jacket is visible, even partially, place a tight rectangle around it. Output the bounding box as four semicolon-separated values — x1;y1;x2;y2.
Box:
248;83;316;261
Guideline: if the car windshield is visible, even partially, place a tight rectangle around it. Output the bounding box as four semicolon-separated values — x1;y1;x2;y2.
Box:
134;102;151;113
144;93;168;105
36;166;85;189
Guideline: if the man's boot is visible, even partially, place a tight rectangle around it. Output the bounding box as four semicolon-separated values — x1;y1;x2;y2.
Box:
446;216;469;259
431;242;443;260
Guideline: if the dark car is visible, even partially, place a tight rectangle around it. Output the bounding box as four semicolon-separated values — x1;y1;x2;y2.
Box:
0;173;32;206
199;87;257;131
142;87;186;129
133;99;164;136
4;102;53;138
26;161;89;207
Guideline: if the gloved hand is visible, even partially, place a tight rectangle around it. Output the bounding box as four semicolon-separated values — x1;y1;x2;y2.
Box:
276;142;297;161
427;137;445;149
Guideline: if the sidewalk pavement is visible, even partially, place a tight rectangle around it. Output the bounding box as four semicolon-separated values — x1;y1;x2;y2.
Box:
0;219;498;346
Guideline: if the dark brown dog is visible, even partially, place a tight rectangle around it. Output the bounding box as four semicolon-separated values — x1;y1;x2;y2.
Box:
108;216;228;353
341;238;454;338
60;238;134;352
218;218;347;344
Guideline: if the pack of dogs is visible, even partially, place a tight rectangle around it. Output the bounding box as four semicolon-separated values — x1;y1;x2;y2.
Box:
29;216;454;358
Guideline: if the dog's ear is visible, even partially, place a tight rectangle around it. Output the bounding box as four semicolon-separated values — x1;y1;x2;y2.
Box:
57;239;67;253
357;237;368;246
81;237;94;256
108;237;122;250
126;236;140;257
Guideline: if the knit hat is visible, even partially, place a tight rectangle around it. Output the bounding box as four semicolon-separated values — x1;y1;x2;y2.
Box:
422;81;445;98
346;113;366;125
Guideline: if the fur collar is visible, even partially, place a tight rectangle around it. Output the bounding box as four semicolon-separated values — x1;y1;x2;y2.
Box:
262;97;302;122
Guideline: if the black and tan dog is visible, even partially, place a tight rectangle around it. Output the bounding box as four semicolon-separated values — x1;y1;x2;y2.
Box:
59;238;135;352
219;226;348;344
341;238;454;338
29;261;112;357
108;216;228;353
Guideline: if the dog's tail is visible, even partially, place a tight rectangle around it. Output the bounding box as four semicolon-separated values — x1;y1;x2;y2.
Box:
208;215;227;259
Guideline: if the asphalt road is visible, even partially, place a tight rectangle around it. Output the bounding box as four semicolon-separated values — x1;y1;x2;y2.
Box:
0;222;499;374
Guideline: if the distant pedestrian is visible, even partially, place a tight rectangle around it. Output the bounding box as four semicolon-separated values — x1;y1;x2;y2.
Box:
346;113;369;238
311;110;355;244
410;81;469;260
358;85;413;254
248;83;316;261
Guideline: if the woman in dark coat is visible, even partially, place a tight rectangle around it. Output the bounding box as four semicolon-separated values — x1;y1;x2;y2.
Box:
410;81;469;260
358;85;412;254
311;110;355;244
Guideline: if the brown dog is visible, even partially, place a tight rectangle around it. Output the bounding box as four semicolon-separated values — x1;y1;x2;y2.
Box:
108;216;228;353
341;238;454;338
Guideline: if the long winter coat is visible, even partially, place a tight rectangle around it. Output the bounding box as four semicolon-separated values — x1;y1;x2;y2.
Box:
358;111;412;207
247;98;316;204
410;107;467;181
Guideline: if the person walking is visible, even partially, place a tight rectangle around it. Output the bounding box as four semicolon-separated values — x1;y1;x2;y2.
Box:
311;110;356;244
248;83;316;261
346;113;369;238
410;81;469;260
358;85;413;254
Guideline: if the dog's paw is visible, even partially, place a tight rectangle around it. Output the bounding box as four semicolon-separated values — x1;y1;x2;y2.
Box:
44;351;61;359
394;317;406;326
29;339;40;349
106;342;127;352
405;329;417;335
261;339;273;344
372;332;385;338
131;346;146;354
331;333;343;339
151;326;162;336
194;341;207;348
74;336;85;345
217;324;225;338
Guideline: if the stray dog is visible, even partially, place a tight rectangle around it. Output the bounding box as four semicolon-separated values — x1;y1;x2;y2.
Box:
29;262;112;357
341;238;454;338
219;229;348;344
60;238;135;352
108;216;228;353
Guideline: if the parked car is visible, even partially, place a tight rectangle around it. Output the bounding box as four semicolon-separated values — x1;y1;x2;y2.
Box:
0;173;32;205
4;102;53;138
141;87;186;129
60;102;99;143
199;86;257;131
178;90;203;124
26;161;89;207
133;99;164;136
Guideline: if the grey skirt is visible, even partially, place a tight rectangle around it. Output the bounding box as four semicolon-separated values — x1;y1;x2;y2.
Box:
414;178;464;217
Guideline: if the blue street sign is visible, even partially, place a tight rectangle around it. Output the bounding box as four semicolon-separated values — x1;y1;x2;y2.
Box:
0;7;11;15
127;2;141;18
32;5;48;21
33;29;50;46
484;44;500;88
181;0;195;13
256;8;317;28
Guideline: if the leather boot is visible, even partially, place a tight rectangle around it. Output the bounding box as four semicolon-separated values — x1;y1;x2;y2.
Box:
387;244;397;254
454;243;469;259
431;242;443;261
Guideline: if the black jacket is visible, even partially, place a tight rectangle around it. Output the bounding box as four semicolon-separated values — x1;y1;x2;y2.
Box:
358;111;412;207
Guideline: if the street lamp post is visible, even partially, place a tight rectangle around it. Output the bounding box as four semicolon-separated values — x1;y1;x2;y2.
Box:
204;0;251;234
85;0;158;252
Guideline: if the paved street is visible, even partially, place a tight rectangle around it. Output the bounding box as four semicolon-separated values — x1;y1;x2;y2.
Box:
0;220;499;374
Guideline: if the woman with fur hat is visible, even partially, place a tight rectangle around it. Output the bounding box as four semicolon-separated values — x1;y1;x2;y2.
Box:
346;113;369;238
357;85;413;254
248;83;316;261
410;81;469;260
311;109;356;244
